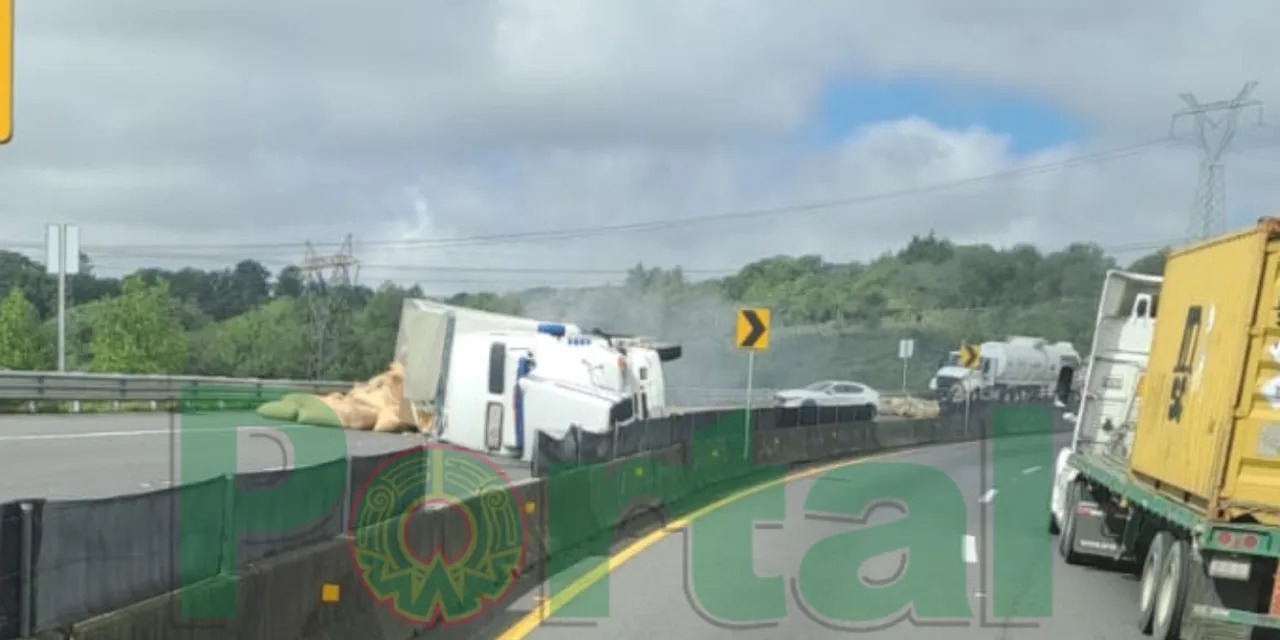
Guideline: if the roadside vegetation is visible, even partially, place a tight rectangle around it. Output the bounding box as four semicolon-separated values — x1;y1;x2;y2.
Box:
0;233;1168;392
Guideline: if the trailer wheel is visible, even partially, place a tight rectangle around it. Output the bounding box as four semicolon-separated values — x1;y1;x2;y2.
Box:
1151;538;1190;640
1058;483;1085;565
1136;531;1171;635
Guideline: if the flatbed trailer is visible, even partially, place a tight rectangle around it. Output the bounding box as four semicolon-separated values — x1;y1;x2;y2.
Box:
1064;451;1280;639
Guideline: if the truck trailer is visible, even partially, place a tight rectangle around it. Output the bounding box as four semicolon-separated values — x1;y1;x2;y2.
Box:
1053;219;1280;639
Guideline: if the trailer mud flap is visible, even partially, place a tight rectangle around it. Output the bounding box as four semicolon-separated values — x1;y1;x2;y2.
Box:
1067;485;1126;560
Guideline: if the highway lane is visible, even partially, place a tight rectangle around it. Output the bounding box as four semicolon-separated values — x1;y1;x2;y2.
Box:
0;412;488;501
0;408;903;502
490;432;1149;640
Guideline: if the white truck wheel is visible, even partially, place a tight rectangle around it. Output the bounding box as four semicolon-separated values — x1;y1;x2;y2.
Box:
1151;538;1190;640
1137;531;1171;635
1058;483;1085;565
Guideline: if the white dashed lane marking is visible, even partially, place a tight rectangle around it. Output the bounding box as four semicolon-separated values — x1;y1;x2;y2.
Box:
963;534;978;564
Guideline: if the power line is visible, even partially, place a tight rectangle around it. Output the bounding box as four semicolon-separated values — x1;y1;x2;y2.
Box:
1171;83;1264;242
298;235;359;378
78;237;1178;281
3;137;1174;254
83;257;739;276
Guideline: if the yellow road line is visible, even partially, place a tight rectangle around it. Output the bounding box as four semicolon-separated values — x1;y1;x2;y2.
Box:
496;440;974;639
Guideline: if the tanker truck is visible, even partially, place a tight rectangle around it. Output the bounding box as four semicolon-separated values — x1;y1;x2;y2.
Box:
928;336;1081;404
394;298;682;462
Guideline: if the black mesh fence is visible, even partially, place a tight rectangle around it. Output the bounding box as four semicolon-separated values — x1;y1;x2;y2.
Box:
234;459;347;567
30;476;224;632
533;402;885;476
0;501;29;640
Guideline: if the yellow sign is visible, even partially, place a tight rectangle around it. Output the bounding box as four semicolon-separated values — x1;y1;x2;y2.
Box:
0;0;11;144
736;308;770;350
321;583;340;603
959;343;981;369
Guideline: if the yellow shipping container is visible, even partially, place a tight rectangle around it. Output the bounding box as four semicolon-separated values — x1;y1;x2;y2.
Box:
1130;217;1280;526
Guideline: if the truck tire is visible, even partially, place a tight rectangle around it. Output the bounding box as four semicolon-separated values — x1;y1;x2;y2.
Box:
1058;483;1085;565
1151;538;1190;640
1137;531;1172;634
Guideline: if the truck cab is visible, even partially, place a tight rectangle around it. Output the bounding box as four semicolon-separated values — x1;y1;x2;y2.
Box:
395;300;680;461
1050;269;1162;534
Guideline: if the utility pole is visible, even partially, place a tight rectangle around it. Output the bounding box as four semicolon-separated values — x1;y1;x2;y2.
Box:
1170;82;1264;243
44;224;80;372
298;235;359;379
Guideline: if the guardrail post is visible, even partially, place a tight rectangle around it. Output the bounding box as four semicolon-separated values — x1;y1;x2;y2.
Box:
218;473;236;577
17;501;33;638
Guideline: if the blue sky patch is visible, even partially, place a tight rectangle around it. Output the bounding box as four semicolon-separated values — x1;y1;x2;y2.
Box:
799;77;1086;156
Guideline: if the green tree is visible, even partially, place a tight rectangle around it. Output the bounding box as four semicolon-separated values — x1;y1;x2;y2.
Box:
189;297;310;379
90;275;189;374
0;288;42;369
1128;249;1169;275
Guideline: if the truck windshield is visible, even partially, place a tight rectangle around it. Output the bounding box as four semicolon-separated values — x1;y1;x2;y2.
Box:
944;352;960;366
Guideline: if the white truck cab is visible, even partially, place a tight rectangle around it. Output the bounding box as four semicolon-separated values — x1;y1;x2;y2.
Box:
396;300;680;462
1050;269;1161;534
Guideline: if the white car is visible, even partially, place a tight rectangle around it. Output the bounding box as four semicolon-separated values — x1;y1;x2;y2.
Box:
775;380;881;416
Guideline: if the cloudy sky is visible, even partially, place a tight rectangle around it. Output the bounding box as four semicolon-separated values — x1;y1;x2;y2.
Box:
3;0;1280;294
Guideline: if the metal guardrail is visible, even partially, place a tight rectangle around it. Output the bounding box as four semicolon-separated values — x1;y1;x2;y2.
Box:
0;371;352;403
0;371;918;412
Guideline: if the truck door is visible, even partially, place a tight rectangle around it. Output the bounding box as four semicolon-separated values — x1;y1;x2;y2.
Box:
508;349;535;457
635;364;650;420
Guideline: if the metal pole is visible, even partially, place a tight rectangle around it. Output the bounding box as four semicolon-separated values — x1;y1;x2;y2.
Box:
901;358;908;394
743;351;755;459
964;387;972;438
56;224;67;372
19;501;34;637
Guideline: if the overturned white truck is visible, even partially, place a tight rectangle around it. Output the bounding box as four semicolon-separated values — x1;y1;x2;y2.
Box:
393;299;682;461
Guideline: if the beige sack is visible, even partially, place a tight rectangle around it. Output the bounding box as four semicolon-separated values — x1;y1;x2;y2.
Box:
321;395;377;430
372;408;409;432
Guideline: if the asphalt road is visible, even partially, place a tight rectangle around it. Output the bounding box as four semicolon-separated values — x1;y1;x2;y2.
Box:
486;432;1149;640
0;408;904;502
0;412;516;502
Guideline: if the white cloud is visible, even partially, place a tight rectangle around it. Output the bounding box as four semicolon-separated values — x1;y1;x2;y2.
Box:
3;0;1278;292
